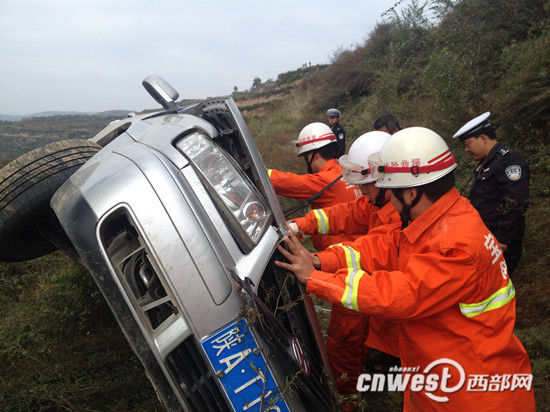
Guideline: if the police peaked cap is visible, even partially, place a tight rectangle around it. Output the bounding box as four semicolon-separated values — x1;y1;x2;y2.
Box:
453;112;494;141
326;108;341;118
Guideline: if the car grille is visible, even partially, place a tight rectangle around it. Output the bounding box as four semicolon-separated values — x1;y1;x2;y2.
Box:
166;337;231;412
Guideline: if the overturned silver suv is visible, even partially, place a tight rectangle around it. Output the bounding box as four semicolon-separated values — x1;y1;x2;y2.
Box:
0;76;336;411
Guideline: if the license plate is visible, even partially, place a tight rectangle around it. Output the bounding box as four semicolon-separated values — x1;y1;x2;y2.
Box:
201;318;290;412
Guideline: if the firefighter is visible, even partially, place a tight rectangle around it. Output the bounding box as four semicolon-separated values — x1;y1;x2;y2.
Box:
453;112;529;274
327;108;346;157
276;127;535;410
268;122;360;251
269;122;360;409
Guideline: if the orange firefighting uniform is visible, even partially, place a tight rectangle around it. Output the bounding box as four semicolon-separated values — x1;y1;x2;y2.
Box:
269;159;361;396
309;188;535;410
294;198;401;391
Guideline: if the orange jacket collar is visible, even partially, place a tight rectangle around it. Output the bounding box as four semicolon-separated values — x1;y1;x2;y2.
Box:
402;187;461;243
320;158;342;173
377;201;398;225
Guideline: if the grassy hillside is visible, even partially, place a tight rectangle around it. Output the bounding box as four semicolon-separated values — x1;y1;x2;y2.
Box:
1;0;548;410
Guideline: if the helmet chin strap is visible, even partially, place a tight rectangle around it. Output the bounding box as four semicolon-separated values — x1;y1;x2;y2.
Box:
391;188;423;229
372;188;387;208
305;151;317;174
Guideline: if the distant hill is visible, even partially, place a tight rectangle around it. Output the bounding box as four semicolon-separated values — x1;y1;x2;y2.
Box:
0;111;86;121
0;114;23;121
0;110;134;122
26;111;85;118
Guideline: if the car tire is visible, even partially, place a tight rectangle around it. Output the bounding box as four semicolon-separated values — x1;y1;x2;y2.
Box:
0;139;101;262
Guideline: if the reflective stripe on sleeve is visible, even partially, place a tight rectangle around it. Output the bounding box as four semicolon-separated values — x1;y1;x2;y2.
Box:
313;209;329;234
268;169;272;178
338;245;364;312
459;279;515;318
342;268;365;312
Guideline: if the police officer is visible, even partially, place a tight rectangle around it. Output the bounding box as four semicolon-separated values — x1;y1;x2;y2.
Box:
454;112;529;274
327;108;346;157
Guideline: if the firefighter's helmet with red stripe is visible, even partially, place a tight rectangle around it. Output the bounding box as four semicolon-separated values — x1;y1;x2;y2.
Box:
294;122;337;156
376;127;457;188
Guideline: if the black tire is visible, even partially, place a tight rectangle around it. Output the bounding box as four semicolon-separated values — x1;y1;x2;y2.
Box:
0;139;101;262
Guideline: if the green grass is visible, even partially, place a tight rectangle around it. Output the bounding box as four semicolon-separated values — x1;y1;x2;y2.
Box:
0;253;159;411
515;321;550;410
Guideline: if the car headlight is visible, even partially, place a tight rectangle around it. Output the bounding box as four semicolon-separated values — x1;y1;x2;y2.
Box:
176;131;272;248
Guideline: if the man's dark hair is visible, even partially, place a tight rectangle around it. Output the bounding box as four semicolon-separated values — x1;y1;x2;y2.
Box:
316;142;340;160
422;170;456;202
481;125;497;140
460;122;497;141
373;114;400;132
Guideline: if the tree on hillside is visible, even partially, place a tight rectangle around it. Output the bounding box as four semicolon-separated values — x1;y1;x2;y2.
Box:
251;77;262;90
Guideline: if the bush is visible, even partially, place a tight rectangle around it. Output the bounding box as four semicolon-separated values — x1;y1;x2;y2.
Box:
491;29;550;143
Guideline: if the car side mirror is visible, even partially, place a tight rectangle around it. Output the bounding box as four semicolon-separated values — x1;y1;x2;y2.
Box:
142;75;180;111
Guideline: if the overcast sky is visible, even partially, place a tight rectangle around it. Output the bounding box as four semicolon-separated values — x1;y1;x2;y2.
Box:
0;0;398;115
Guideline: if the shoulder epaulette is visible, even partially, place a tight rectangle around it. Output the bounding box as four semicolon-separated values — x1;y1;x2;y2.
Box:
498;146;510;156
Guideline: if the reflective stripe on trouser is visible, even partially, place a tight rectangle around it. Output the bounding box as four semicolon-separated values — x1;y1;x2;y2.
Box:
459;279;515;318
313;209;329;234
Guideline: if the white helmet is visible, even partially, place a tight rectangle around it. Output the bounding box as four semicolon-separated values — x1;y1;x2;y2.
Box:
295;122;337;156
339;131;391;184
376;127;457;188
